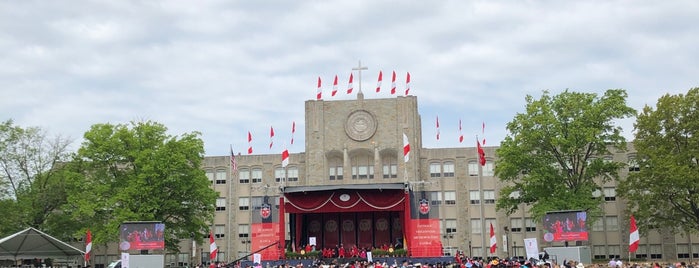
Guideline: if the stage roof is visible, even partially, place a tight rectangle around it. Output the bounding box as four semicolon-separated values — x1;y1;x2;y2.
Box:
283;183;404;193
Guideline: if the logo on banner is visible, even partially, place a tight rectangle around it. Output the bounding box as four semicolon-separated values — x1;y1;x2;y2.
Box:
359;219;372;231
260;203;271;219
376;219;388;231
393;219;402;231
325;220;338;232
419;198;430;215
342;220;355;232
309;221;321;233
339;194;351;202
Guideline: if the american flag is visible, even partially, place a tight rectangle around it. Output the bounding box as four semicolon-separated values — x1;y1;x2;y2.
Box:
230;145;238;173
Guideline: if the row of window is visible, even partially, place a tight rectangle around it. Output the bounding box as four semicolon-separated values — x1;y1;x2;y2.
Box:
206;167;300;185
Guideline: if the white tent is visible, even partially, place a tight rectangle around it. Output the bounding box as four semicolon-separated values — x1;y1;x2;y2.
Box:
0;227;85;259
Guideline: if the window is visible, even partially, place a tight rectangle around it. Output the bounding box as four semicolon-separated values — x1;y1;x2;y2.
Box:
430;163;441;177
592;219;604;231
429;191;443;205
444;191;456;205
628;156;640;172
468;161;478;176
525;218;536;232
469;191;480;204
275;168;285;182
238;224;249;238
215;197;226;211
593;245;606;260
510;218;523;232
605;216;619;231
238;197;249;211
351;154;373;179
214;224;225;238
485;218;497;234
206;170;215;184
329;157;343;180
443;161;455;177
649;244;662;259
677;244;690;259
483;190;495;204
239;169;250;184
215;169;227;184
483;161;494;176
607;245;620;259
604;187;616;201
445;219;457;234
635;245;648;259
471;219;482;234
251;168;262;183
287;167;299;182
382;155;398;179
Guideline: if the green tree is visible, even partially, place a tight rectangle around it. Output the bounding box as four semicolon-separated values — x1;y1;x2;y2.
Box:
62;120;217;251
495;89;636;221
618;87;699;233
0;119;73;236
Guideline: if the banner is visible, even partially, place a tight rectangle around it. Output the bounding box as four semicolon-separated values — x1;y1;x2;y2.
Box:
357;212;373;249
407;191;442;257
251;196;281;260
323;215;340;248
341;213;357;249
523;238;540;260
374;211;391;248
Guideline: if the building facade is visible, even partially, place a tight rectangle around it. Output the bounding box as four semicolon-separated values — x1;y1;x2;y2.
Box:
88;92;698;267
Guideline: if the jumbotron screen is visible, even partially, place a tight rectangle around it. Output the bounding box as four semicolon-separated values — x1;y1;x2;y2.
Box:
542;210;588;242
119;222;165;251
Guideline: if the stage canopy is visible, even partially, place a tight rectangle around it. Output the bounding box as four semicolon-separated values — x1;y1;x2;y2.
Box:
0;227;85;259
283;183;406;213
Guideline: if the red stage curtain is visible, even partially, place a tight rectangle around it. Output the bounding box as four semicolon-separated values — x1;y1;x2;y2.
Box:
306;214;323;247
374;211;391;248
357;212;373;249
341;213;357;249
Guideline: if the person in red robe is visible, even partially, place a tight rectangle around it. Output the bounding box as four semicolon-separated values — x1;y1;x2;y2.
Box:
338;245;346;258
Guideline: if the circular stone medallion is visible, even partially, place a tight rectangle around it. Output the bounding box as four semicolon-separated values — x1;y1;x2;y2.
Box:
345;110;377;141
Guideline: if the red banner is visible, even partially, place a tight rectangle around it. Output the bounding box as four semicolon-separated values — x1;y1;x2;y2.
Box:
251;223;281;260
307;214;323;246
323;215;339;248
341;214;357;249
374;212;391;248
357;212;373;249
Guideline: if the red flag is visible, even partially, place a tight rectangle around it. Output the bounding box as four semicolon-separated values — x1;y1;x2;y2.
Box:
270;126;275;149
347;73;354;94
436;116;440;140
376;70;383;92
482;122;486;145
629;215;640;253
489;223;497;254
316;77;322;100
403;133;410;163
458;119;464;143
230;145;238;173
405;72;411;95
477;139;486;166
391;70;397;94
209;231;218;266
332;75;338;96
282;148;290;167
247;131;253;154
291;121;296;145
85;229;92;263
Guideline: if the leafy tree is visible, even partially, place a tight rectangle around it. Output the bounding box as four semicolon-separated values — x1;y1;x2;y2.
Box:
495;89;636;221
0;119;73;235
618;87;699;233
62;120;217;251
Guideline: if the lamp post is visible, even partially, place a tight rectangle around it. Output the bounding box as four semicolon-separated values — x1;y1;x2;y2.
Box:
468;241;472;257
513;241;517;259
503;226;510;258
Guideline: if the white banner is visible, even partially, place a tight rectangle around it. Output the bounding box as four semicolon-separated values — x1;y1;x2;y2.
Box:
121;252;130;268
253;253;261;264
523;238;540;260
502;235;508;252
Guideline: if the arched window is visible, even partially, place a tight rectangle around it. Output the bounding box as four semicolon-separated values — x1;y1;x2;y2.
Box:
351;153;374;179
328;157;343;180
382;154;398;179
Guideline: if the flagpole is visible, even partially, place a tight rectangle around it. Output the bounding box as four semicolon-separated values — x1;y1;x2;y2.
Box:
227;145;237;265
476;135;486;258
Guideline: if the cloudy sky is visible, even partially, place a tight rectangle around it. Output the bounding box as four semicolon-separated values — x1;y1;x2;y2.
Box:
1;1;697;156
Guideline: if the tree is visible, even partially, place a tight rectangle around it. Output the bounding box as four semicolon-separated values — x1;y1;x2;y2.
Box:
495;89;636;221
618;87;699;233
62;120;217;251
0;119;73;235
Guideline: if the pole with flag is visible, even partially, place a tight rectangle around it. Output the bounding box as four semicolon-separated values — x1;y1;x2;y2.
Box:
316;77;322;100
376;70;383;93
290;121;296;145
332;75;338;96
209;231;217;268
85;229;92;267
347;73;354;94
629;215;639;261
436;116;440;141
270;126;275;149
477;137;486;166
391;70;397;94
489;223;497;255
458;119;464;143
405;72;411;95
247;131;253;154
230;145;238;174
